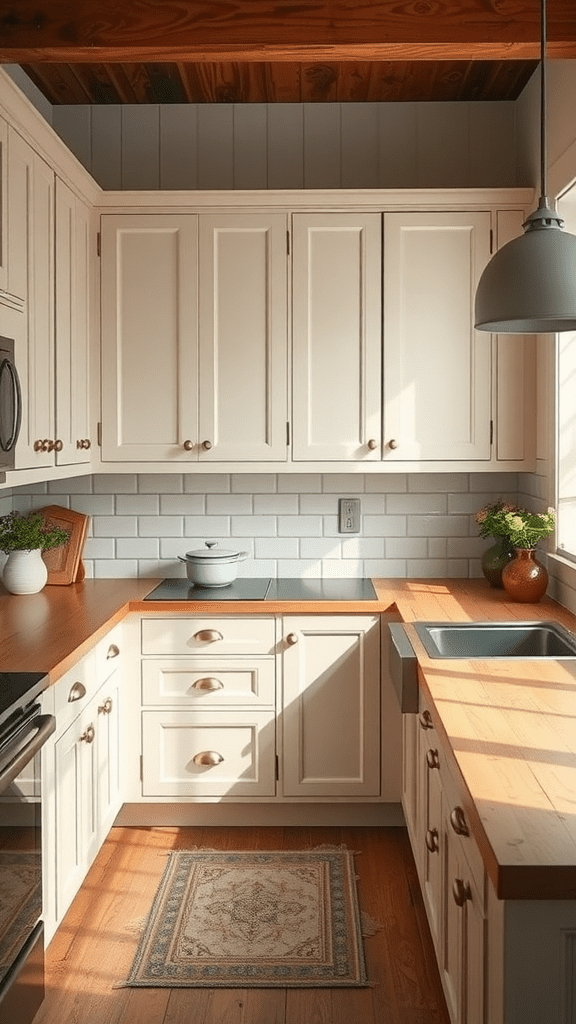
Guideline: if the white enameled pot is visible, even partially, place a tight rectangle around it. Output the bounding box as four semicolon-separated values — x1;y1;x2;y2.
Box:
178;541;249;587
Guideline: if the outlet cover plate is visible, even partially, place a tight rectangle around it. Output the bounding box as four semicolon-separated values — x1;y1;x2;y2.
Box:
339;498;361;533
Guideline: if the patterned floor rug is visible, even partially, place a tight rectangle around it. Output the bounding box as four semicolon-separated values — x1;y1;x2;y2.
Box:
123;849;368;988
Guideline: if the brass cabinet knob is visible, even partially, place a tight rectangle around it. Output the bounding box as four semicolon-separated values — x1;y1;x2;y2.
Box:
449;806;470;837
54;439;63;452
202;440;213;450
425;828;439;853
367;438;379;450
76;438;91;450
452;878;472;907
193;629;224;643
183;439;194;451
192;677;224;692
98;698;113;715
34;439;49;453
426;748;440;770
192;750;224;767
418;710;433;730
107;644;120;659
80;724;95;744
68;681;87;703
388;439;399;450
286;632;299;646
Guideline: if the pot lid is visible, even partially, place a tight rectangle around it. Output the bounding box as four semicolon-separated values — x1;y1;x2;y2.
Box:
185;541;246;562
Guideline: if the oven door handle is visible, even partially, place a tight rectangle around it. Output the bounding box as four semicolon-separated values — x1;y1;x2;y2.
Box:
0;715;56;794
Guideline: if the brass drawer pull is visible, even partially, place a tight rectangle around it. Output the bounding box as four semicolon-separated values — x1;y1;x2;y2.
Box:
286;632;299;646
193;629;224;643
425;828;439;853
192;751;224;767
426;748;440;770
183;439;194;451
80;724;95;744
419;710;433;730
449;806;470;837
367;438;378;450
107;644;120;659
192;677;224;692
452;878;472;907
68;681;87;703
98;698;113;715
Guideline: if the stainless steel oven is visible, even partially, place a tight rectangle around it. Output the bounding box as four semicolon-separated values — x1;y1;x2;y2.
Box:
0;674;55;1024
0;336;22;472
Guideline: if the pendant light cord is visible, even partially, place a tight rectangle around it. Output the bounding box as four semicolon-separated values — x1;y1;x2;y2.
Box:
541;0;547;200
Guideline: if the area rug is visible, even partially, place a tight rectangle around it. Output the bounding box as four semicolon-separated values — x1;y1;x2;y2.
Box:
123;849;368;988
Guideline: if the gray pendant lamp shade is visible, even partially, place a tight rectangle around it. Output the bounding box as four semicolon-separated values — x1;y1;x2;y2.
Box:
474;0;576;334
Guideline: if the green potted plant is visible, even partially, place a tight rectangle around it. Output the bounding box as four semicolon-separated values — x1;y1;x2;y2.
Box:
475;500;518;587
500;507;555;603
0;510;69;595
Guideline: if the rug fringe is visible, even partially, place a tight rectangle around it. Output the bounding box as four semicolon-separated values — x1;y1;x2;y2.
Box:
360;911;382;937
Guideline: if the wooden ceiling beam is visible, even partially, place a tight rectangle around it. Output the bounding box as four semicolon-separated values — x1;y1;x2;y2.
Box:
1;1;576;63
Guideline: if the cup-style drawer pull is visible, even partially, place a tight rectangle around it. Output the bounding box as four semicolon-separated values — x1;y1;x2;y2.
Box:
193;629;224;643
98;698;113;715
68;681;87;703
425;828;439;853
107;644;120;659
192;677;224;692
286;632;299;646
80;724;95;744
453;878;472;907
449;806;470;837
426;748;440;770
192;751;224;767
418;710;433;730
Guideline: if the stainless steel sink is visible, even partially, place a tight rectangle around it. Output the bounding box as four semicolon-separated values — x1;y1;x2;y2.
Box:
413;621;576;659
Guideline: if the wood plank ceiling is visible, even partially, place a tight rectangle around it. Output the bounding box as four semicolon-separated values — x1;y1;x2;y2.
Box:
1;0;576;104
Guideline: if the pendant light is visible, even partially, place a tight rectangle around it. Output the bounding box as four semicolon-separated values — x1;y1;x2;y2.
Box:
474;0;576;333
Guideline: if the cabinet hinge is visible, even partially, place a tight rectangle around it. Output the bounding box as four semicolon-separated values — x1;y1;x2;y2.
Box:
489;228;494;254
490;419;494;445
97;422;102;447
97;231;101;257
275;755;279;781
286;421;290;446
287;230;290;256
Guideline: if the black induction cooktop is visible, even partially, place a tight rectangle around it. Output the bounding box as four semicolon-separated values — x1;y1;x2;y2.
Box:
144;577;377;602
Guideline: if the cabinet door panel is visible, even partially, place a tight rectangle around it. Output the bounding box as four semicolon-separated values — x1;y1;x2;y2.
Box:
384;212;491;461
198;214;288;461
142;710;276;796
282;615;380;796
101;215;198;461
54;708;98;921
292;214;382;461
0;117;7;293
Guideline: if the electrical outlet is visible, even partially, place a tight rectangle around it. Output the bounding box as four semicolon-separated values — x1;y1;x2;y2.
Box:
338;498;361;533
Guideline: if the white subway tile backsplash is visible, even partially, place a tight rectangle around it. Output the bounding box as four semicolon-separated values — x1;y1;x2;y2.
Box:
160;494;205;515
116;494;160;515
116;537;160;559
4;471;525;579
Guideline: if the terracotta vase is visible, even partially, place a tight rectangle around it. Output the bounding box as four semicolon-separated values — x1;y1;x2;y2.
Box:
481;537;514;588
501;548;549;603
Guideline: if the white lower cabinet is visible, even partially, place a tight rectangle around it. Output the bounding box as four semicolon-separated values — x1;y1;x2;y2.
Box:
281;615;381;797
43;624;123;943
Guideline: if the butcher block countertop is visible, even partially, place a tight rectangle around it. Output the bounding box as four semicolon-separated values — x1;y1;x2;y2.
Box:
2;576;576;900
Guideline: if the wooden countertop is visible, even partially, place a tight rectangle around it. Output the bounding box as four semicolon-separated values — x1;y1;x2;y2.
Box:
2;575;576;899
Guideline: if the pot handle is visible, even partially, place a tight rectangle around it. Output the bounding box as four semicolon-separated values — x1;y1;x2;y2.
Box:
237;551;249;561
177;556;187;563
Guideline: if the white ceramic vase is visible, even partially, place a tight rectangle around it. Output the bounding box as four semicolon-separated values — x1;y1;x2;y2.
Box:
2;548;48;595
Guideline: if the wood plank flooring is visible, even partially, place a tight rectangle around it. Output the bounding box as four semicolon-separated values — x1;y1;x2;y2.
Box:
35;826;450;1024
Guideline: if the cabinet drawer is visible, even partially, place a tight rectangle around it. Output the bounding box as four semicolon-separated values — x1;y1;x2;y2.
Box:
53;650;96;735
142;658;275;707
94;622;123;683
141;710;276;797
141;616;276;656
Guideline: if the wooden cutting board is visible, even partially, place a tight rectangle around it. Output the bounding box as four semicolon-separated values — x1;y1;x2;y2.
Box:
40;505;90;585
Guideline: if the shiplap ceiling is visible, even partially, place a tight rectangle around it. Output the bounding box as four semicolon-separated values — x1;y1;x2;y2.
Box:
1;0;576;104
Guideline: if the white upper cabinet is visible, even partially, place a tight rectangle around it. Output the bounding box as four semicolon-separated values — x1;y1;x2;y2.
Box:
8;128;55;470
198;213;288;461
291;213;382;461
55;178;93;466
100;215;199;462
0;116;7;294
383;212;492;462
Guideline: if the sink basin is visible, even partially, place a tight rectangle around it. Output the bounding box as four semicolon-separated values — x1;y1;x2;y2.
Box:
413;621;576;659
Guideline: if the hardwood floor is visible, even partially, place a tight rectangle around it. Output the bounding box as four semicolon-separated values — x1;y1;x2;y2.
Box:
36;826;450;1024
